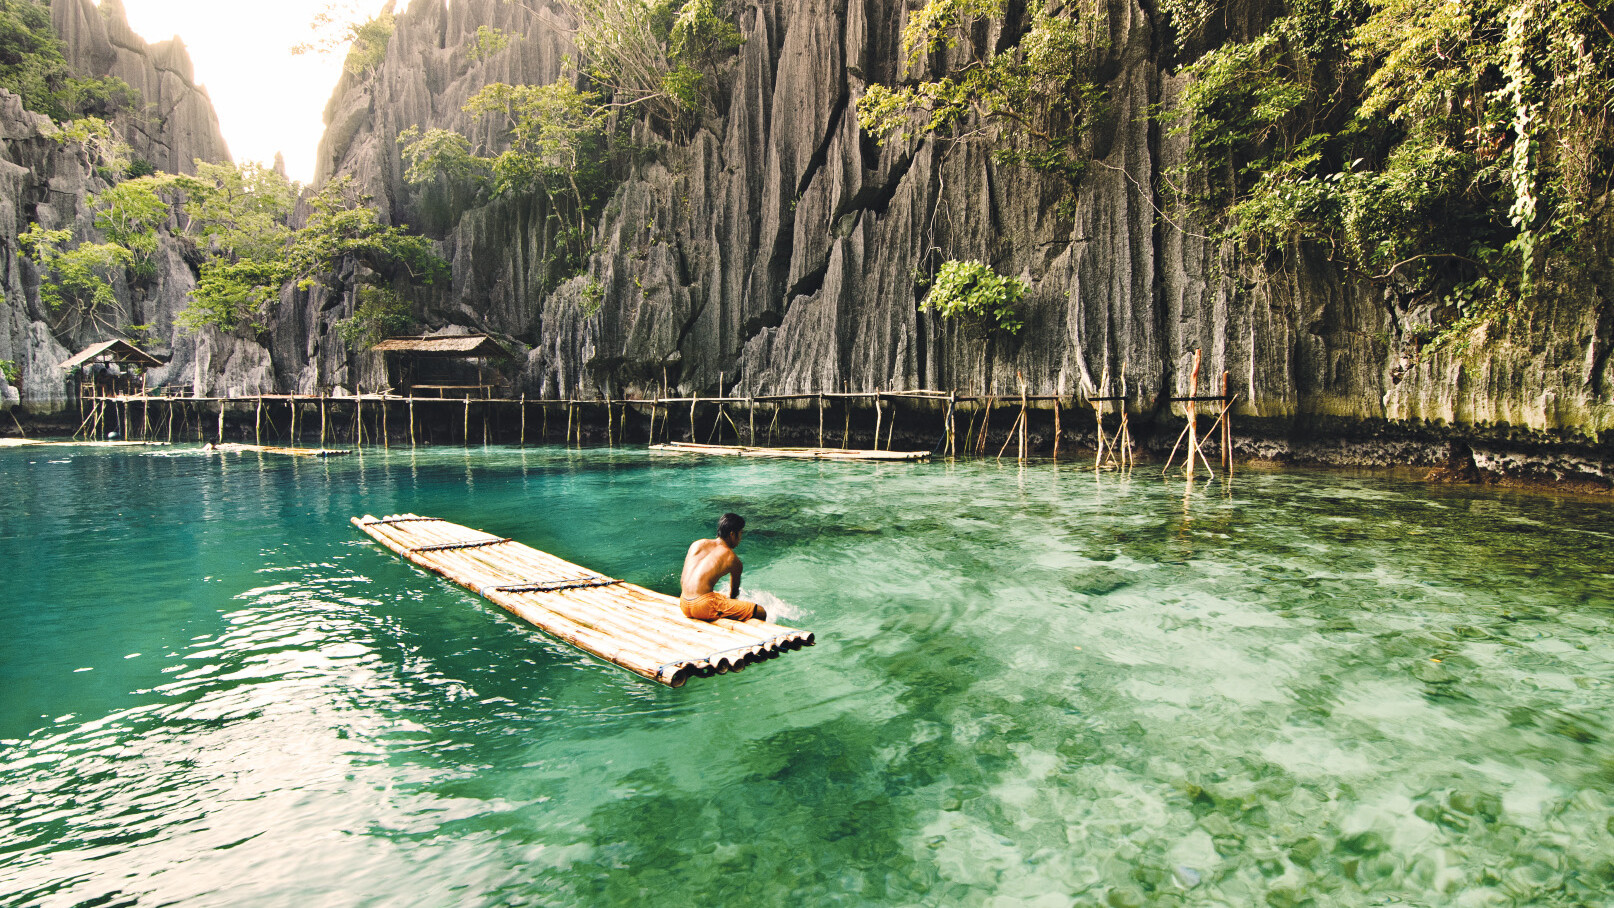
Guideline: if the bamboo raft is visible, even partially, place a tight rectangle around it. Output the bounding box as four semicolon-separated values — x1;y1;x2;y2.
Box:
650;441;931;462
207;442;351;457
351;514;815;687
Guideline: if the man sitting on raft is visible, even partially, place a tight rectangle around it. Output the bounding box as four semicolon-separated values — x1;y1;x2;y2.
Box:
680;513;767;622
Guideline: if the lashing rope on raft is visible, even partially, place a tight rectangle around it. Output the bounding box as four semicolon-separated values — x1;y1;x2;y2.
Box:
409;537;510;553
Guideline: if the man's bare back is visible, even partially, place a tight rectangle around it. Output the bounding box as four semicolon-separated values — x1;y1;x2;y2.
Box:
678;513;766;622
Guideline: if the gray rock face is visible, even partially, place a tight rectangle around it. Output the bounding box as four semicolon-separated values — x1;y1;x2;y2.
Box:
294;0;1612;471
51;0;232;174
0;7;252;416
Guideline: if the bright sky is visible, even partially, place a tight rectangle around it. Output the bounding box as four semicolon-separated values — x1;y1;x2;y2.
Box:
117;0;393;184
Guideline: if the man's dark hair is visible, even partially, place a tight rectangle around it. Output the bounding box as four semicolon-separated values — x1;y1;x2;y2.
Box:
718;513;745;540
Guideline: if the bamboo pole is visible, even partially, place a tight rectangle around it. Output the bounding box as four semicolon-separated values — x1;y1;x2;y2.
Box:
818;393;825;447
873;397;882;451
320;395;327;446
748;397;755;446
1018;376;1027;462
1052;396;1061;460
977;397;994;455
255;397;262;444
520;394;526;446
841;398;851;449
1222;370;1232;474
947;392;957;457
216;400;225;443
689;395;698;442
382;396;389;449
464;397;472;444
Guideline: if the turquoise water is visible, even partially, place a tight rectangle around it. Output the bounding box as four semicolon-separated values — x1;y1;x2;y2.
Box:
2;445;1612;907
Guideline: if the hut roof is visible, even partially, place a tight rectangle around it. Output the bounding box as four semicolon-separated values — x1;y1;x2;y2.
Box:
371;334;508;357
58;339;163;370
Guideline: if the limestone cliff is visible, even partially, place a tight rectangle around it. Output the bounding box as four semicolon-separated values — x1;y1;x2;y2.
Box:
298;0;1614;477
0;0;247;414
51;0;231;175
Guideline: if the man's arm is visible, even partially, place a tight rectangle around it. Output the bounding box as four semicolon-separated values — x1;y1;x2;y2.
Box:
729;558;742;599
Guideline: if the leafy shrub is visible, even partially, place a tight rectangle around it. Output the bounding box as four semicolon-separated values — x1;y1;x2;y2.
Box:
921;260;1028;336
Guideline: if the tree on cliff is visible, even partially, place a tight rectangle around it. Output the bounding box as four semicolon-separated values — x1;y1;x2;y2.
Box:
858;0;1105;205
180;175;445;334
1163;0;1614;349
0;0;139;121
397;0;744;290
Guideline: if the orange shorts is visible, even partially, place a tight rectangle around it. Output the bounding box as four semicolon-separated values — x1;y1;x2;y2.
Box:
681;591;757;621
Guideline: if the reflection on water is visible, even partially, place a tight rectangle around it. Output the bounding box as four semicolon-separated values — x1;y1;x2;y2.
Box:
2;446;1612;906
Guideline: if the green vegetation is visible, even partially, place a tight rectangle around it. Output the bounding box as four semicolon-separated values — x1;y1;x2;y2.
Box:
398;0;742;292
336;285;414;350
863;0;1614;347
467;25;511;62
858;0;1106;195
0;359;18;384
565;0;742;130
20;223;133;332
181;175;444;333
1159;0;1614;344
400;80;612;282
292;1;396;77
921;259;1027;336
0;0;141;121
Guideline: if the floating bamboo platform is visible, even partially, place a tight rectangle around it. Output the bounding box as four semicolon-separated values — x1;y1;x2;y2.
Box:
207;442;351;457
0;438;168;449
650;441;931;462
351;514;815;687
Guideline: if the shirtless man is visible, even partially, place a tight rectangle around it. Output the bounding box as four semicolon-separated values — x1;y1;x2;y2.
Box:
679;512;767;622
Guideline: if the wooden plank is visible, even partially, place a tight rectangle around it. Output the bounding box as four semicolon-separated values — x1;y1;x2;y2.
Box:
207;442;351;457
351;514;815;687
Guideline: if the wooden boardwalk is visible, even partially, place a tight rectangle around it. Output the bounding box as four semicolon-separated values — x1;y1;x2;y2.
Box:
650;441;930;461
351;514;814;687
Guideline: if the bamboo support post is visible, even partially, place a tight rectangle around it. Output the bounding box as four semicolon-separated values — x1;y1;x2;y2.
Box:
216;400;225;443
1018;377;1028;463
818;393;825;447
1222;371;1233;473
873;397;882;451
1052;396;1061;460
520;394;526;446
1185;350;1201;481
977;398;994;456
320;395;328;446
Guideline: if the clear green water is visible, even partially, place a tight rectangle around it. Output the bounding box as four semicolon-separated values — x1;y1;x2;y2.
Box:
2;446;1612;907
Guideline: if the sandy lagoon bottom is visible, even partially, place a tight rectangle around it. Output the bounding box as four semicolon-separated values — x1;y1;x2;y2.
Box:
1;445;1611;906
